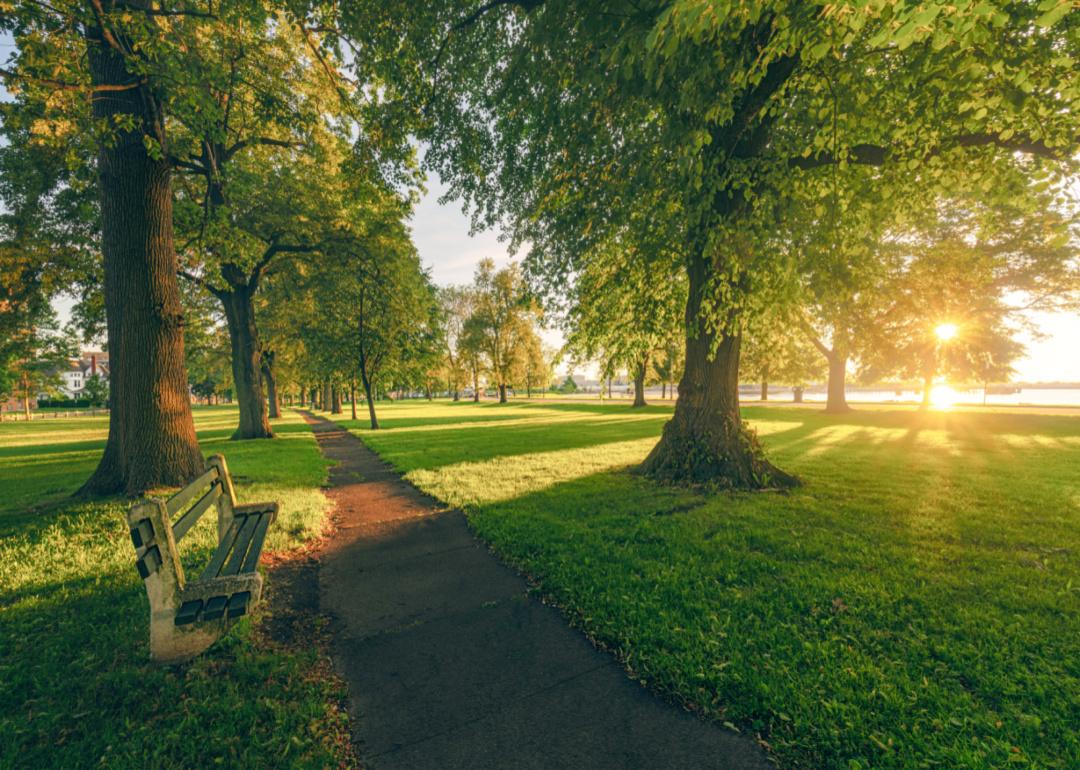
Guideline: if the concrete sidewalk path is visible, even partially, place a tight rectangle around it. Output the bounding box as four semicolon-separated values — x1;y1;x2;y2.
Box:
302;412;771;770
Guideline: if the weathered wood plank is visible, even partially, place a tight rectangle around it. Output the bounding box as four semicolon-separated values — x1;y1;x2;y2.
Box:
240;513;272;573
171;484;220;542
135;545;162;579
202;595;228;621
200;518;243;580
129;518;155;549
165;466;220;517
226;591;251;618
221;514;259;576
175;599;202;626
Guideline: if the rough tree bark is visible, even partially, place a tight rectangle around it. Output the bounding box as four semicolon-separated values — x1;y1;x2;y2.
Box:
331;385;342;414
322;383;332;412
632;355;648;408
498;383;508;403
81;14;204;494
217;281;273;439
261;349;280;419
639;246;799;489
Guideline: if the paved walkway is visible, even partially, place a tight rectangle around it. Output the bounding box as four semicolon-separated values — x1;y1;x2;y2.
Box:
302;412;771;770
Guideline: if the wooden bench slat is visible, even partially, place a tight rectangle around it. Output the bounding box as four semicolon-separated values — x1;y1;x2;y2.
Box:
221;514;260;577
166;466;220;516
200;518;243;580
202;595;228;621
227;591;251;618
130;518;155;549
171;483;220;542
135;545;162;579
175;599;203;626
240;513;272;573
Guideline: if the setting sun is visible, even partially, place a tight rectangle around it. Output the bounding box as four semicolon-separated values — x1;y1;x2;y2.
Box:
934;322;959;341
929;383;961;408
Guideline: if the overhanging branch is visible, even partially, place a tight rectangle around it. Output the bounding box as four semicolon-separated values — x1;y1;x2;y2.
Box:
790;133;1067;170
223;137;304;162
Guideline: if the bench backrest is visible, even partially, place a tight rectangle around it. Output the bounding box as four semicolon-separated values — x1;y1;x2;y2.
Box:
128;455;238;605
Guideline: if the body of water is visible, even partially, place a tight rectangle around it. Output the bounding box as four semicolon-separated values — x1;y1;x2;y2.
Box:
760;387;1080;407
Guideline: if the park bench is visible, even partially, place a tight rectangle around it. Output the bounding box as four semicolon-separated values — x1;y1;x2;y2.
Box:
127;454;278;663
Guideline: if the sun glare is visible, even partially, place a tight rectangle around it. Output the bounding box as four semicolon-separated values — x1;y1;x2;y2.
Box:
930;384;960;408
934;322;958;341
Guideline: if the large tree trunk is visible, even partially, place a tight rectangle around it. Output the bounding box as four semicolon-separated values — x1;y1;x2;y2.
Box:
262;350;281;419
793;386;804;403
760;378;769;401
639;249;798;489
322;383;332;412
632;356;648;408
824;349;851;414
219;285;273;439
331;385;343;414
473;368;481;402
498;383;508;403
80;18;203;494
350;379;358;420
298;386;306;408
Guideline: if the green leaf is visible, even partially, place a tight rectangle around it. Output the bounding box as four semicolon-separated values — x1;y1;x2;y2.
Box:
1035;1;1071;28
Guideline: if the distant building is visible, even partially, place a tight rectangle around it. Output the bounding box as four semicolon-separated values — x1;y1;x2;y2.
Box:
42;351;110;399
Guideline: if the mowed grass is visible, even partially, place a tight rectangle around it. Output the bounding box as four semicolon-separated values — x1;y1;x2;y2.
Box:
0;407;347;769
335;399;1080;769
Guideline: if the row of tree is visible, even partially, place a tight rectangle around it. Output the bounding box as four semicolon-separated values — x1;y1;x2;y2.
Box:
2;1;1078;495
0;2;427;492
332;0;1079;488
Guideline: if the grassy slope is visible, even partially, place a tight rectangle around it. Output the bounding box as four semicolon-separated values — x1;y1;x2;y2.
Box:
0;407;346;769
339;399;1080;769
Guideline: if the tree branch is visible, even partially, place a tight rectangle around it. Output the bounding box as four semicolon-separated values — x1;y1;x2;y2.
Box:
0;67;144;93
168;154;207;173
790;133;1067;170
250;241;322;287
177;269;206;287
223;136;304;162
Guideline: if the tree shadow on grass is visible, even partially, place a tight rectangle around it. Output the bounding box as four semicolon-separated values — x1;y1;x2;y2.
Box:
359;411;675;474
436;431;1080;770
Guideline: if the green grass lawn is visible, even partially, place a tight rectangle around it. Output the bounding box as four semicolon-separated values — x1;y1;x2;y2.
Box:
0;407;349;769
333;398;1080;769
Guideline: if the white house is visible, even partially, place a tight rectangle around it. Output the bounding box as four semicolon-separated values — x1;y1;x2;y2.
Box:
47;352;109;399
